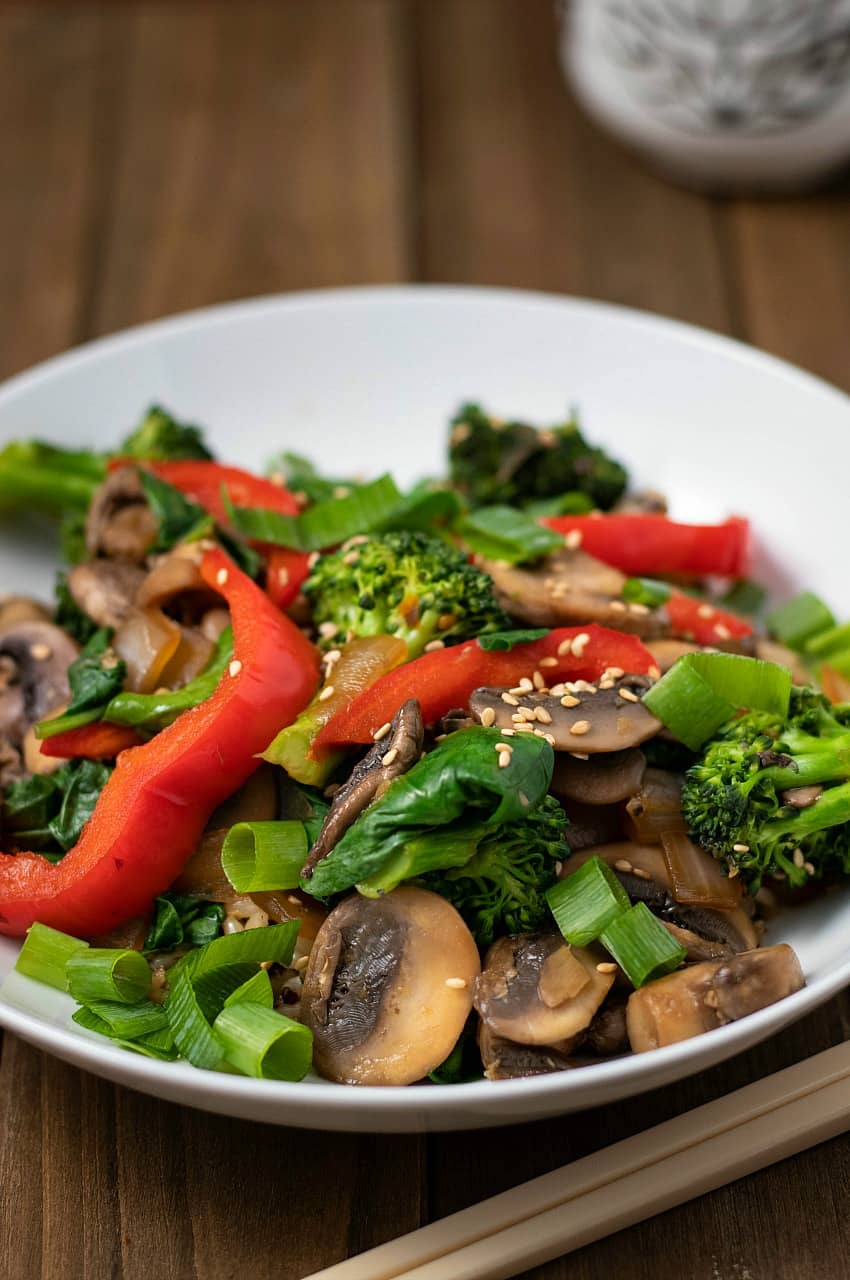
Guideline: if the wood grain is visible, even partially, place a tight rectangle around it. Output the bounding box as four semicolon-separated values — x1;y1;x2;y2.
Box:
2;1;850;1278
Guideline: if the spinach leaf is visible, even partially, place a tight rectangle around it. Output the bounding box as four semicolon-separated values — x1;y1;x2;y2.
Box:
144;892;225;952
65;628;126;717
477;628;550;652
303;726;554;898
48;759;112;851
138;469;211;552
3;759;111;856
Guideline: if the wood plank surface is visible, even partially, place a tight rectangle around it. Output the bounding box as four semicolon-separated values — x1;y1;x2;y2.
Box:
1;2;850;1278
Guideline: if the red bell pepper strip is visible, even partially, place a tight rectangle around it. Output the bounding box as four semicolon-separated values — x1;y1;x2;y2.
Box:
311;624;656;754
666;591;753;646
541;514;750;579
0;549;319;938
142;460;301;526
40;722;143;760
264;545;312;611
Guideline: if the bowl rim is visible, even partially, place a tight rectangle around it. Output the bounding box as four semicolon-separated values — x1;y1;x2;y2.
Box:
1;282;848;1119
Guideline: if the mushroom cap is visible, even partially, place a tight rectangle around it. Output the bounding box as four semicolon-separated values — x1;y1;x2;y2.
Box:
469;674;661;755
474;934;615;1046
478;1022;576;1080
68;560;146;629
85;465;158;561
551;747;646;806
301;887;479;1086
626;944;805;1052
0;620;79;733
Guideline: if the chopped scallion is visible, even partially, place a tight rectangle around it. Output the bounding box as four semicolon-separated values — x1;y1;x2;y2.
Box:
185;920;300;978
66;947;151;1005
221;821;307;893
767;592;835;650
599;901;687;988
720;579;766;617
85;998;169;1039
212;1004;313;1080
642;652;792;751
15;922;89;991
805;620;850;658
546;856;630;947
223;969;274;1009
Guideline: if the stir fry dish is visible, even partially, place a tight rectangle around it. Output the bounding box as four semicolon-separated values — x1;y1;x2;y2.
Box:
5;402;849;1085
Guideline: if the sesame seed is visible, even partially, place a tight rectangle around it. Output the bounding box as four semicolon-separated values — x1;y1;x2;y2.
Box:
342;551;359;565
424;639;445;652
728;866;740;878
564;530;583;550
509;685;527;696
383;746;399;766
804;861;816;876
618;687;640;703
698;604;714;619
216;568;229;586
445;977;467;989
539;656;558;668
704;990;720;1009
501;728;515;737
533;670;546;690
542;732;556;746
599;679;615;690
495;741;513;753
29;643;51;661
733;843;750;853
614;859;633;873
501;692;519;706
480;706;496;727
307;551;321;569
648;665;662;680
228;659;243;677
554;860;563;876
534;707;553;724
571;632;590;658
451;422;471;445
287;894;302;906
557;638;573;657
318;621;338;638
793;848;805;868
632;867;652;880
498;750;512;769
596;962;618;974
373;722;392;741
561;694;581;708
318;684;336;702
514;722;534;732
293;955;310;973
518;790;530;808
569;751;589;760
604;667;624;680
610;600;627;612
570;720;590;735
518;678;534;692
323;648;342;665
342;534;369;552
277;567;290;586
629;602;650;616
334;485;351;499
574;681;597;694
714;623;731;640
549;683;566;697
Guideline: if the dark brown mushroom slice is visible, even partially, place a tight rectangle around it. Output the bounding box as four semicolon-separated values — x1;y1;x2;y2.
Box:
478;1022;575;1080
68;560;147;629
301;698;424;878
480;547;667;635
562;843;758;956
551;748;646;806
583;998;629;1056
469;674;661;755
301;887;479;1086
85;464;158;561
626;944;805;1052
474;933;615;1046
0;621;79;738
561;799;624;854
613;489;668;515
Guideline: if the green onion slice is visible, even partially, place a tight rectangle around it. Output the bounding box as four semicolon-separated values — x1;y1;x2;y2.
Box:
642;652;792;751
599;902;687;988
767;592;835;650
165;963;227;1069
455;505;564;564
805;620;850;658
546;856;630;947
221;821;307;893
185;920;300;978
15;922;89;991
622;578;672;608
85;998;169;1039
212;1004;313;1080
223;969;274;1009
72;1005;178;1060
66;948;151;1006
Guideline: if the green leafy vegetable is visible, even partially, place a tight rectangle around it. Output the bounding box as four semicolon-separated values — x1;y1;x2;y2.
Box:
477;628;551;652
138;468;212;552
720;579;767;617
767;592;835;651
65;628;126;718
456;505;565;564
226;474;403;551
265;450;357;505
48;759;112;852
0;440;105;516
3;759;111;856
622;577;672;609
303;727;554;899
144;893;225;952
428;1021;483;1084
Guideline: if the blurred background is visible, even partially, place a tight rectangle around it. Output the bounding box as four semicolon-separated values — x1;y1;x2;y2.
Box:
2;3;850;1280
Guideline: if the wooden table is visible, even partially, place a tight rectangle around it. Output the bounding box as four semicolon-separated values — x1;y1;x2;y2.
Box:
1;3;849;1277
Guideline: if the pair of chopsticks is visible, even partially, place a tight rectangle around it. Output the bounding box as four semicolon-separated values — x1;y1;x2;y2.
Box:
305;1040;850;1280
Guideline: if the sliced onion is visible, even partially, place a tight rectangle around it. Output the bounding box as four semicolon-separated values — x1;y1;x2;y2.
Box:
660;830;743;911
158;625;214;689
624;769;686;844
136;554;207;609
113;606;181;693
200;608;231;643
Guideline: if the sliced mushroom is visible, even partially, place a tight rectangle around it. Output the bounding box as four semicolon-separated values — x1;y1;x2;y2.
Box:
551;747;646;805
302;699;424;878
301;887;479;1086
583;999;629;1056
0;597;52;628
626;944;805;1052
755;638;811;686
469;675;661;754
474;934;615;1046
0;621;79;740
68;560;147;629
613;489;668;515
645;638;704;674
478;1022;575;1080
562;799;625;854
481;547;666;636
562;843;758;957
85;465;158;561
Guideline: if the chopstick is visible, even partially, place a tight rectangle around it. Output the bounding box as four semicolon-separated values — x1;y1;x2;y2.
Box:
305;1040;850;1280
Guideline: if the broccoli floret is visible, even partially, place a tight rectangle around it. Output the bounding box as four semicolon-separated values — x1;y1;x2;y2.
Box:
304;530;509;657
421;795;569;946
681;687;850;892
448;403;628;510
120;405;214;461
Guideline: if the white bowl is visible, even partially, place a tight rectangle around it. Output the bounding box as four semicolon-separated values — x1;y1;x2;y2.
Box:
0;285;847;1133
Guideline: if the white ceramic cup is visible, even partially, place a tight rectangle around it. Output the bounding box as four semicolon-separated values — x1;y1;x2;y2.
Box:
562;0;850;191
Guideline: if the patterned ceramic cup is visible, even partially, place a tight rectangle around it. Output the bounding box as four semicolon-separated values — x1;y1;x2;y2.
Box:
561;0;850;190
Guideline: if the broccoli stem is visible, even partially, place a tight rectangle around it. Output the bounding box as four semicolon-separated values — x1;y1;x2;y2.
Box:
758;745;850;790
0;443;105;515
767;780;850;843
